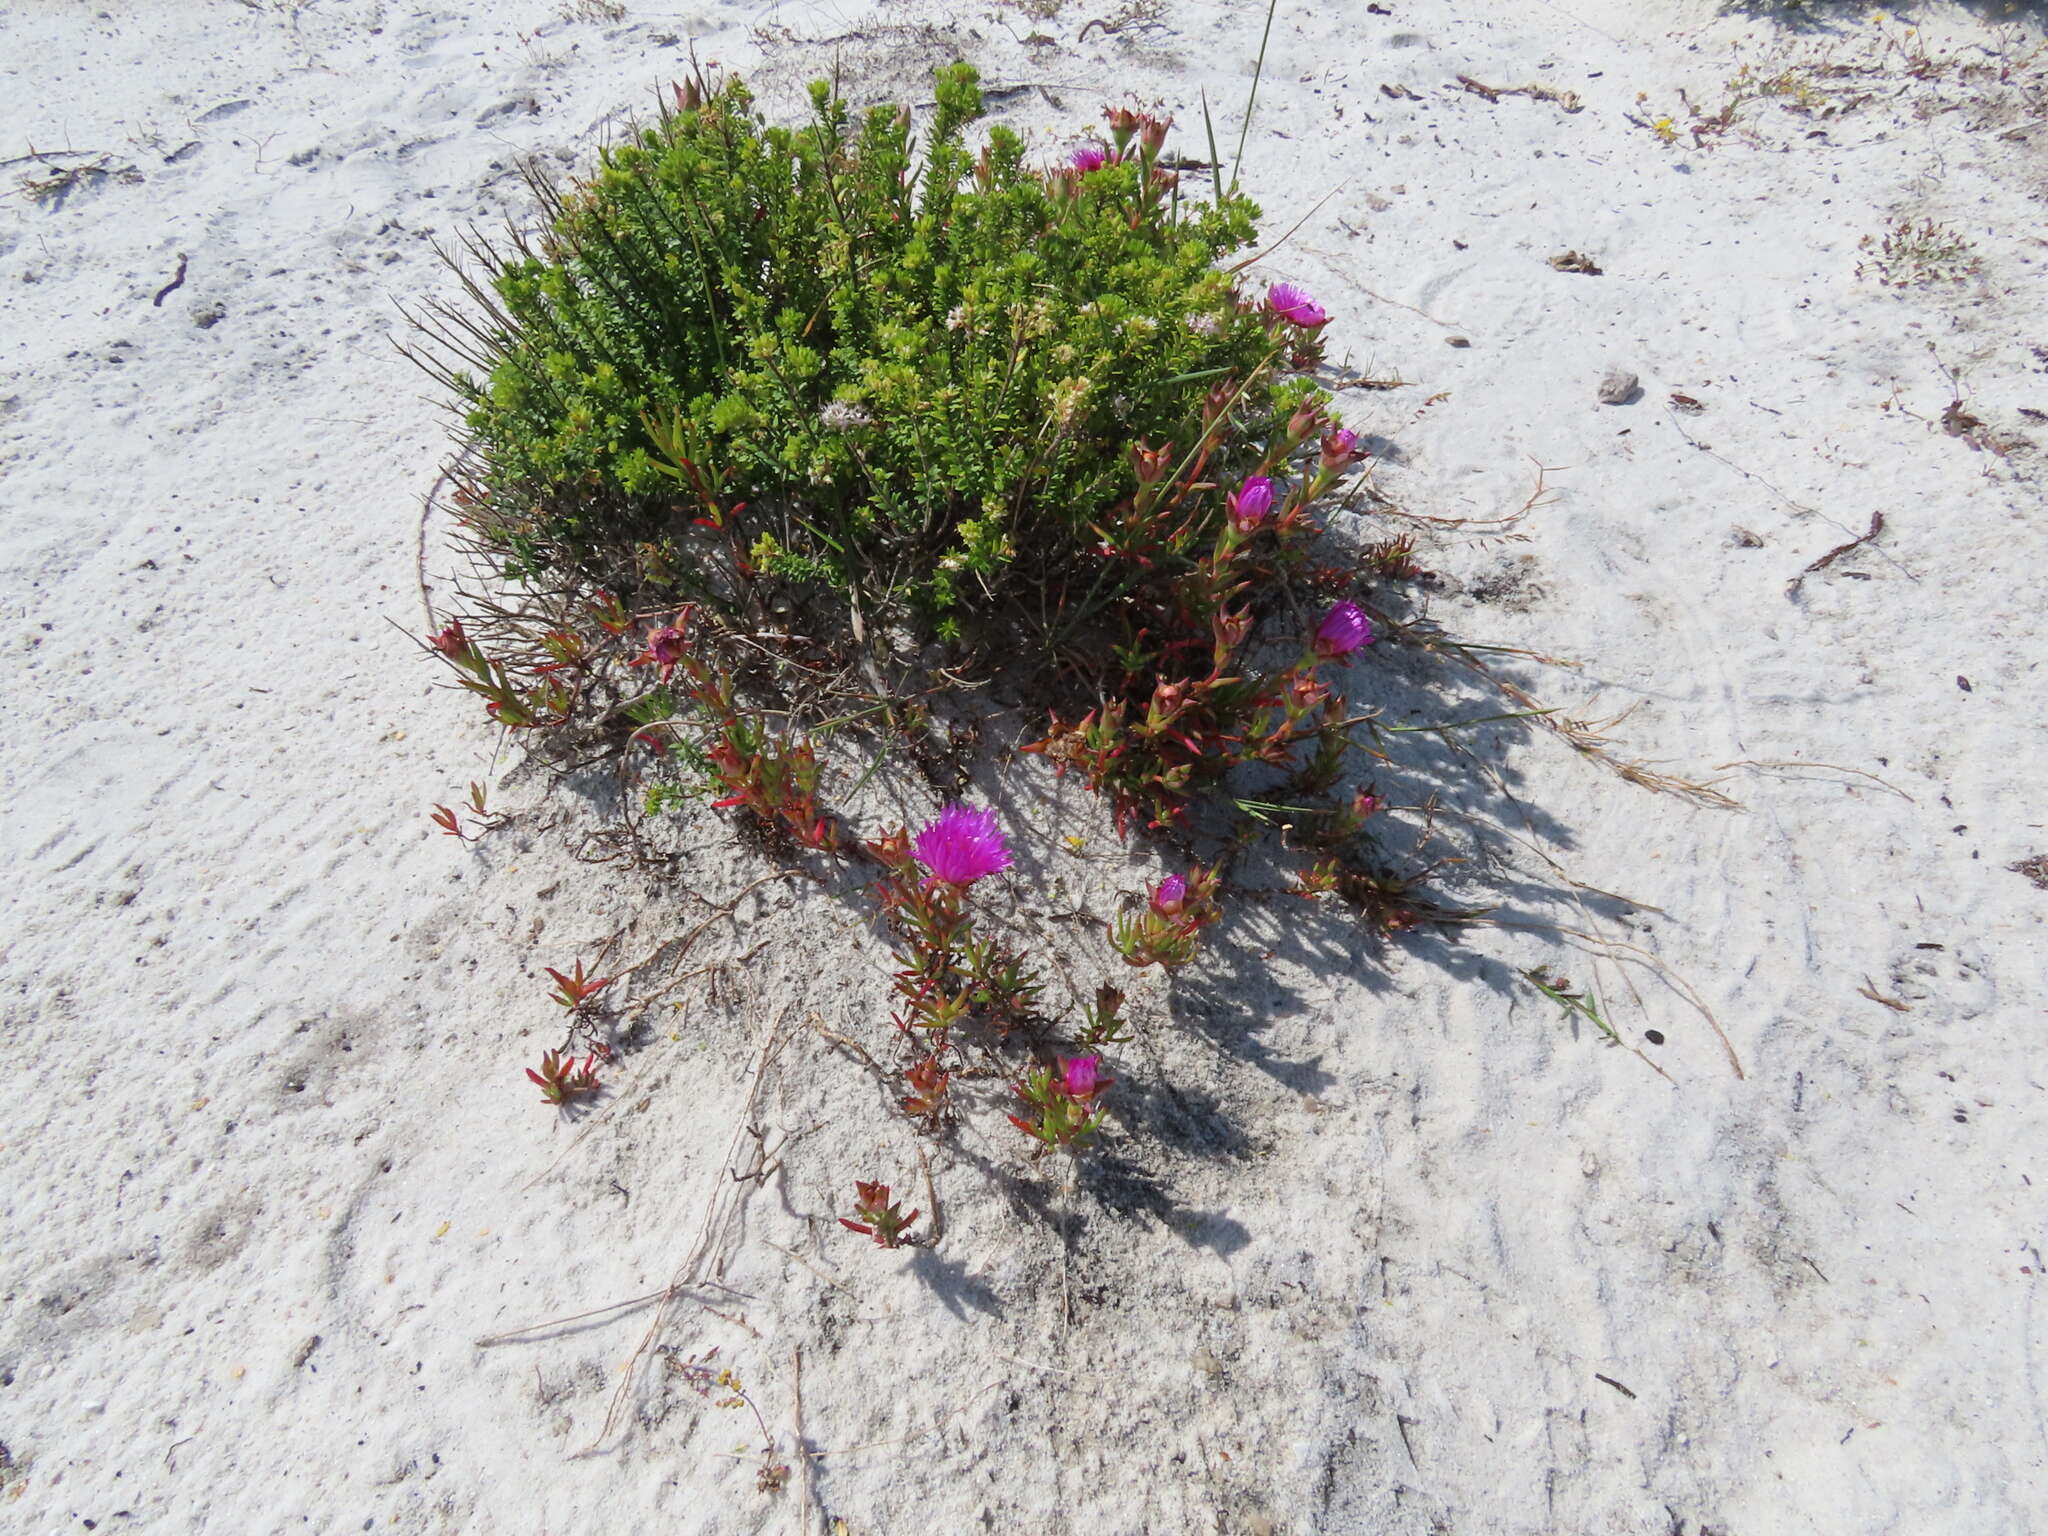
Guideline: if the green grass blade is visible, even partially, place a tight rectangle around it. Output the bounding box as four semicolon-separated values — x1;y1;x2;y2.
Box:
1230;0;1281;198
1200;86;1225;210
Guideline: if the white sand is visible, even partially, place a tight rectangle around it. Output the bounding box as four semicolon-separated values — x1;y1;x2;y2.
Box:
4;0;2046;1530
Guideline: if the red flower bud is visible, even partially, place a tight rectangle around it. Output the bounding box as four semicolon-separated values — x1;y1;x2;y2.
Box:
1213;607;1252;654
1129;438;1174;485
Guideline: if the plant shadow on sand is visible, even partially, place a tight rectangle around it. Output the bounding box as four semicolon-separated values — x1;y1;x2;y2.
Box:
489;521;1693;1229
1719;0;2048;29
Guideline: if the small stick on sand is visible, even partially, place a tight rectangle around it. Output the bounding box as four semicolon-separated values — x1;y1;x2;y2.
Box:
152;253;188;306
1788;511;1885;596
792;1344;813;1536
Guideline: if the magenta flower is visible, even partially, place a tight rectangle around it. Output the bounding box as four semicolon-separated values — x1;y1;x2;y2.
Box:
1225;475;1276;532
1061;1055;1107;1100
1319;427;1365;471
630;613;692;682
912;803;1014;887
1267;282;1328;328
1151;874;1187;916
1313;600;1374;659
1071;142;1111;174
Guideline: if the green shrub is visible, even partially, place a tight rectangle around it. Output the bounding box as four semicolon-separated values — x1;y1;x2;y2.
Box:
414;65;1300;642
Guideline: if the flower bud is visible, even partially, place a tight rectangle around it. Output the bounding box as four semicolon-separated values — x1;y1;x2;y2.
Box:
1129;438;1174;485
1103;105;1142;151
1289;673;1329;710
1212;606;1252;655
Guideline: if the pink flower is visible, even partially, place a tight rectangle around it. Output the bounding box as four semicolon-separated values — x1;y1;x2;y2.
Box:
1226;475;1276;532
1267;282;1328;328
1319;427;1365;471
912;803;1014;887
1071;142;1111;173
1151;874;1187;916
1314;600;1374;659
1061;1055;1108;1099
630;611;693;682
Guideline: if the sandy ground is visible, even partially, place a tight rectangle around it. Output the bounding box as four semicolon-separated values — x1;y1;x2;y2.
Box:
4;0;2047;1531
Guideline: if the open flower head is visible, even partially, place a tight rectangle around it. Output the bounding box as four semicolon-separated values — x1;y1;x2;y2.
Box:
912;803;1014;887
631;610;693;681
1314;600;1374;659
818;400;873;432
1267;282;1329;328
1071;141;1111;173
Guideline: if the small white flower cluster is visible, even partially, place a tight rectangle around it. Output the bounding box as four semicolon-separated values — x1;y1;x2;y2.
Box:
946;304;971;331
1185;312;1221;338
817;401;873;432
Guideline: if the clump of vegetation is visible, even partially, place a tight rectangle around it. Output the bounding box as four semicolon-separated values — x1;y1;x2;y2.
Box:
1857;217;1981;287
13;151;141;206
414;45;1735;1320
409;57;1445;1186
409;64;1289;643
